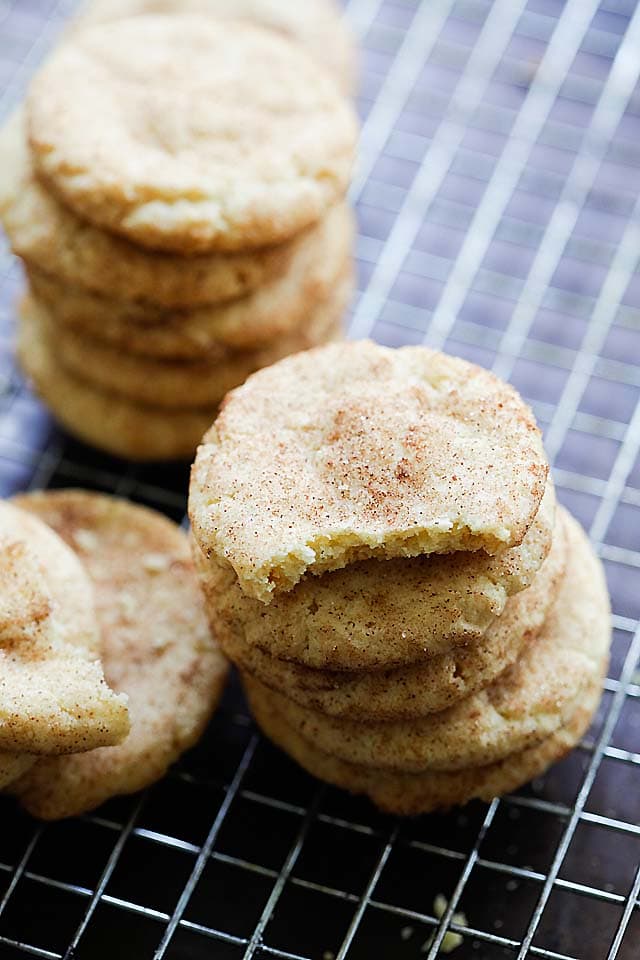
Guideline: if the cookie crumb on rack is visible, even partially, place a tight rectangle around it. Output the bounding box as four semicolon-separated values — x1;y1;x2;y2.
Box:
421;894;467;954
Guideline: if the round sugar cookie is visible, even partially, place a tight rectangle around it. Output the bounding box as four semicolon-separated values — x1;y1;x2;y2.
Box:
18;297;214;460
72;0;356;94
0;499;129;757
0;111;316;309
242;513;610;773
26;203;354;356
215;504;566;717
23;280;348;410
190;340;549;603
195;481;556;672
247;672;604;815
27;18;358;253
10;491;228;820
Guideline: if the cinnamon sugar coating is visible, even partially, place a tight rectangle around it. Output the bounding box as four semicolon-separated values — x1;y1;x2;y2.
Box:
190;341;549;602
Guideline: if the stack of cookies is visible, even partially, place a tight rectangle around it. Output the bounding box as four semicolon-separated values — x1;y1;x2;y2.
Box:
189;340;611;815
0;14;358;460
1;490;228;820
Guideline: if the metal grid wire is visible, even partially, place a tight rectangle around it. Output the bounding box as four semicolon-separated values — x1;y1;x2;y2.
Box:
0;0;638;957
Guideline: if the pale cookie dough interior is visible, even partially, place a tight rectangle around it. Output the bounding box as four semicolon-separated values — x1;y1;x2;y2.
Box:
243;512;610;773
194;479;556;671
0;499;129;756
71;0;356;94
27;17;358;253
10;491;228;820
190;340;549;602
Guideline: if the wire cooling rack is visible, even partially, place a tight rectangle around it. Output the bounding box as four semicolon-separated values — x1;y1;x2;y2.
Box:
0;1;638;958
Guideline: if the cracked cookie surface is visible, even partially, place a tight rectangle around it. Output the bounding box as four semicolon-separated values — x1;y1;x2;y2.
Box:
0;111;324;310
190;341;549;602
0;499;128;762
71;0;356;94
10;491;228;820
27;17;357;253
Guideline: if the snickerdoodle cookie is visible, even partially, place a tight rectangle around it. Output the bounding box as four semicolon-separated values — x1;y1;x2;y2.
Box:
72;0;356;94
10;491;228;820
0;499;129;757
27;18;358;253
190;341;549;602
0;111;319;310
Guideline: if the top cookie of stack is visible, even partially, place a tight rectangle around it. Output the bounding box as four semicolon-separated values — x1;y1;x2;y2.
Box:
190;340;611;814
71;0;356;95
191;340;549;605
2;10;358;460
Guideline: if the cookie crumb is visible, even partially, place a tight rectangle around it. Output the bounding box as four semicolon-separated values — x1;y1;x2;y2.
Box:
434;894;448;919
441;931;464;954
421;895;467;954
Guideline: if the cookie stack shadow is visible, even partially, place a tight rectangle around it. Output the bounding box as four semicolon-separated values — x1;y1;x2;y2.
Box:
189;340;611;815
0;14;358;461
